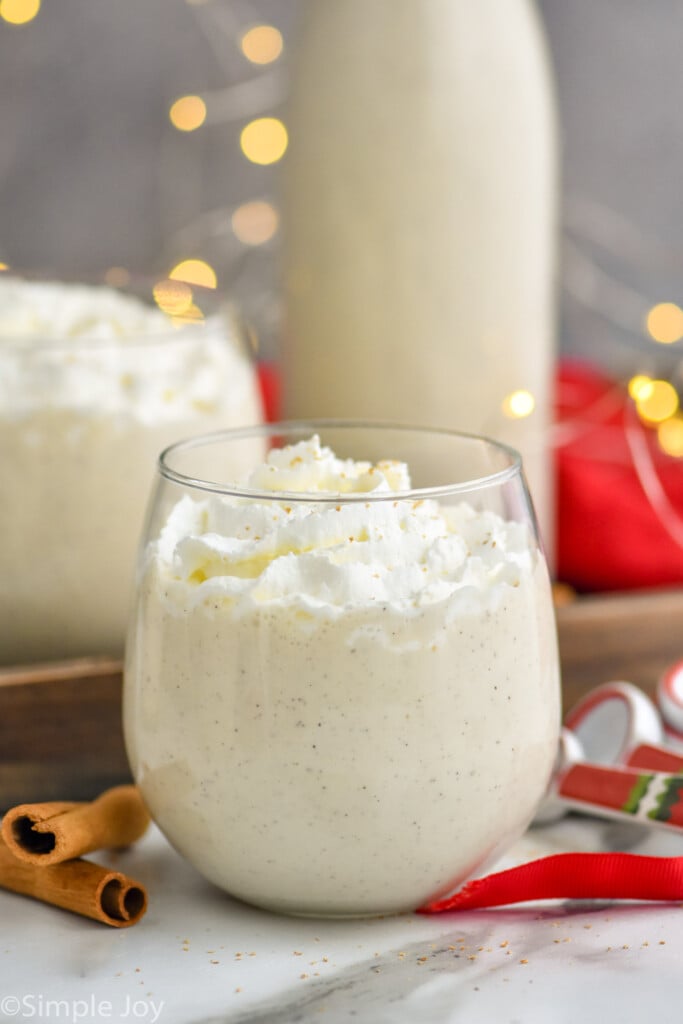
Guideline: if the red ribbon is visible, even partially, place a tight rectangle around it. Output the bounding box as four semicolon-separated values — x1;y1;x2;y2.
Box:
419;852;683;914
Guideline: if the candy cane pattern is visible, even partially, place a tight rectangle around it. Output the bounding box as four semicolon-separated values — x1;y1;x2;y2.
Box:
559;764;683;829
648;774;683;825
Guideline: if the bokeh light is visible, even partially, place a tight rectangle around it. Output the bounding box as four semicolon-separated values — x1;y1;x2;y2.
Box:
501;389;536;419
240;25;283;65
240;118;288;165
171;303;205;325
169;95;207;133
231;200;279;245
646;302;683;344
0;0;40;25
0;263;8;272
658;416;683;457
634;379;679;423
628;375;654;401
152;279;194;317
169;259;217;289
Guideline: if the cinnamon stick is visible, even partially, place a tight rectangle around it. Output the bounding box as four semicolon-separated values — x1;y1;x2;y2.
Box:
0;838;147;927
1;785;150;866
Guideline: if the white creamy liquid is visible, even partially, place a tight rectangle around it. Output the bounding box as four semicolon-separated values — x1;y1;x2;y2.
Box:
125;437;560;916
0;277;263;664
282;0;557;552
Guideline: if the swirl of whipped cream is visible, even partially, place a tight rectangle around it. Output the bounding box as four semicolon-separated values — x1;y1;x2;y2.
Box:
153;435;534;615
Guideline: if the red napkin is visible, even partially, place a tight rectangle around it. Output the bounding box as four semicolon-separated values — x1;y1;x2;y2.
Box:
555;359;683;591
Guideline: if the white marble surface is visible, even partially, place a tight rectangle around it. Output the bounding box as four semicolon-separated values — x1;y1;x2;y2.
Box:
2;820;683;1024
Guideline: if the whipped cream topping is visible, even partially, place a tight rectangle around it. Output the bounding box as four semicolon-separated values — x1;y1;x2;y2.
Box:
0;277;254;423
242;435;412;494
154;436;534;614
0;277;172;340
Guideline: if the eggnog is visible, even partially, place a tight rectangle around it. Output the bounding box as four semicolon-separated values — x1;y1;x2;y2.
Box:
0;277;262;663
124;435;560;916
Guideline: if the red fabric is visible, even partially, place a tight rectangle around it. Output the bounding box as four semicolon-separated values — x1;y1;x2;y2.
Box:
555;359;683;591
256;361;282;423
419;852;683;913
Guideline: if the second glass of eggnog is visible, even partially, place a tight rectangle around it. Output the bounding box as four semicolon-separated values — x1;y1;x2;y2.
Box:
0;275;263;664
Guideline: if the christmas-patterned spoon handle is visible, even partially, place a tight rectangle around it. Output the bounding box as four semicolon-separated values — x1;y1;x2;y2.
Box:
558;761;683;829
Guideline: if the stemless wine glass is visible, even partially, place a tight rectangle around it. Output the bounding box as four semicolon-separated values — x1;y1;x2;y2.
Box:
124;422;561;917
0;272;262;665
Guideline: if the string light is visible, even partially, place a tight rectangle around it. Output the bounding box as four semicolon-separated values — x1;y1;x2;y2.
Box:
628;375;654;401
502;390;536;419
169;95;207;133
231;200;279;245
634;379;679;424
240;25;283;65
658;416;683;458
240;117;287;165
563;200;683;344
169;259;217;289
646;302;683;344
0;0;40;25
156;6;289;357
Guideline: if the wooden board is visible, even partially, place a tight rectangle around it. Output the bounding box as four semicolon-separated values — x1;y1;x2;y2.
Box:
0;657;128;809
556;587;683;711
1;588;682;809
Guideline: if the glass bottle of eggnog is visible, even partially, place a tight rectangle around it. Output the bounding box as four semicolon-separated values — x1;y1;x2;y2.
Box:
281;0;557;554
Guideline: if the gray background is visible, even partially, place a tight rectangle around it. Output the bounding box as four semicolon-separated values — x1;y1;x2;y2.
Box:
1;0;681;372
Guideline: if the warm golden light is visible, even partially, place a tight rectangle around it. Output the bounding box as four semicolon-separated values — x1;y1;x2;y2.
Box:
0;0;40;25
240;25;283;64
628;374;654;401
240;118;288;165
231;200;279;245
501;389;536;419
171;303;205;326
169;259;217;289
169;95;207;133
153;279;194;317
103;266;131;289
658;416;683;458
646;302;683;344
0;263;8;272
635;379;679;424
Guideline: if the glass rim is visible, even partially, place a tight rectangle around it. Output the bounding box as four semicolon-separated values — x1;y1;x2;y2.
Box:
158;420;524;503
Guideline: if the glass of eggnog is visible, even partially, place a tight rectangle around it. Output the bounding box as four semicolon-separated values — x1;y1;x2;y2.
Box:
124;422;560;917
0;273;263;665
